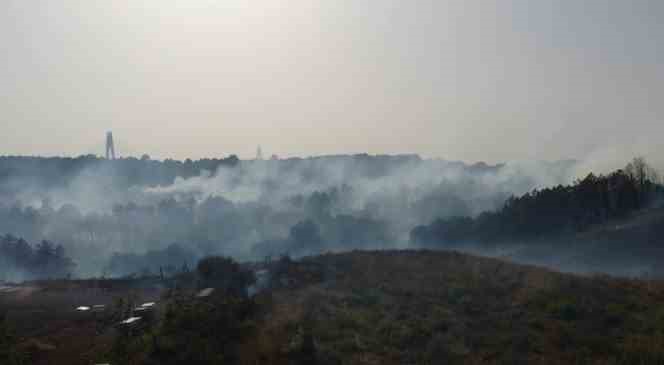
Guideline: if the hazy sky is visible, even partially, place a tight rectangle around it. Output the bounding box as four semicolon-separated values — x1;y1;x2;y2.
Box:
1;1;663;164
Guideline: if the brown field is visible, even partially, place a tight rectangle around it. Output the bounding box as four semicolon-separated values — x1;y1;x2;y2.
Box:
0;279;163;365
255;250;664;364
3;250;664;364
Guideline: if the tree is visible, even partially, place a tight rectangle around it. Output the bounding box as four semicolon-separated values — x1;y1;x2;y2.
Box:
625;157;660;207
0;312;25;365
196;256;256;297
410;161;663;248
625;157;648;188
0;235;74;280
34;240;55;268
289;220;323;253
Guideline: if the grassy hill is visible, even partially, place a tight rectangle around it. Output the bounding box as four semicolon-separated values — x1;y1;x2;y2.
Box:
3;250;664;364
255;250;664;364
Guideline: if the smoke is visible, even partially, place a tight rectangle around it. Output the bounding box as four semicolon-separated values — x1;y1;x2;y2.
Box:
145;157;576;229
0;155;580;278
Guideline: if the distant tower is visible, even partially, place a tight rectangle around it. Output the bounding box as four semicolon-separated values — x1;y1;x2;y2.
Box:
105;131;116;160
256;145;264;160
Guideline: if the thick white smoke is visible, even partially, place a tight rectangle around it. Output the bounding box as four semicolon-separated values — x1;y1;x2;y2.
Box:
0;155;580;277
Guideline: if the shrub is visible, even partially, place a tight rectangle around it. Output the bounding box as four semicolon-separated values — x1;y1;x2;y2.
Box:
0;312;26;365
197;256;256;297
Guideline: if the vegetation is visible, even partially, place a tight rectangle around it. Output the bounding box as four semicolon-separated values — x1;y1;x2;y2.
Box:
3;251;664;364
0;154;550;277
0;234;75;281
105;244;199;278
2;155;664;363
109;256;261;365
412;158;663;247
0;155;240;191
0;312;25;365
196;256;256;296
257;250;664;364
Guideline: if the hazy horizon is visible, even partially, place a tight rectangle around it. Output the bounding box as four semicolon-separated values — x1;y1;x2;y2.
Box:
2;1;663;168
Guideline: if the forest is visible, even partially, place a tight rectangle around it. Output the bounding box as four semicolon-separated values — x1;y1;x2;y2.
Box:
411;158;663;247
1;154;572;278
1;154;662;279
0;235;74;281
0;154;240;194
2;155;664;364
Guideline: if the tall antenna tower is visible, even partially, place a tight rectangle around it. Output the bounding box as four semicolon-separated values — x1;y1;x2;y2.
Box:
256;145;264;160
105;131;116;160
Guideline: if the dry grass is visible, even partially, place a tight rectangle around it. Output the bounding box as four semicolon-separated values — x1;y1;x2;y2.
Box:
4;251;664;364
254;250;664;364
0;279;163;365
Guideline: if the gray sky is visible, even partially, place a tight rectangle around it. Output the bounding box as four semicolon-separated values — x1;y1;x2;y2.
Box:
1;0;663;165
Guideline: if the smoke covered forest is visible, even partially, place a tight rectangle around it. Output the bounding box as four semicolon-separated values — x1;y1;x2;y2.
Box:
0;154;661;281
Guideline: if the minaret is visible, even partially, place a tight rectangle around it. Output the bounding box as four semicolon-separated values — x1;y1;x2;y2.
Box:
106;131;116;160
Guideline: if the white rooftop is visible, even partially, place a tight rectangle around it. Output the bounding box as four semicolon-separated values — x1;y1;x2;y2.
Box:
197;288;215;298
0;286;20;293
121;317;142;325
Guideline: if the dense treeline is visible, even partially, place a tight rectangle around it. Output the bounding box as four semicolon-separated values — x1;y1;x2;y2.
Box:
0;153;577;277
0;154;437;192
105;244;199;278
0;234;75;281
0;153;503;194
0;187;395;277
411;158;663;247
0;155;240;193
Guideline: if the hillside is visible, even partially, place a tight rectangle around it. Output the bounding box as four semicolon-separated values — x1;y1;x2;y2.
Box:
3;250;664;364
410;159;664;278
430;206;664;279
255;251;664;364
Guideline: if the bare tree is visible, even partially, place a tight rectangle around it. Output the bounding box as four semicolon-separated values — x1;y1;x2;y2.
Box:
625;157;648;189
625;157;661;207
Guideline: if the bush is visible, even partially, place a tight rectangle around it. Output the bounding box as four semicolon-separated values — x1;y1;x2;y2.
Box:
547;299;582;321
197;256;256;297
0;313;25;365
150;295;259;365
